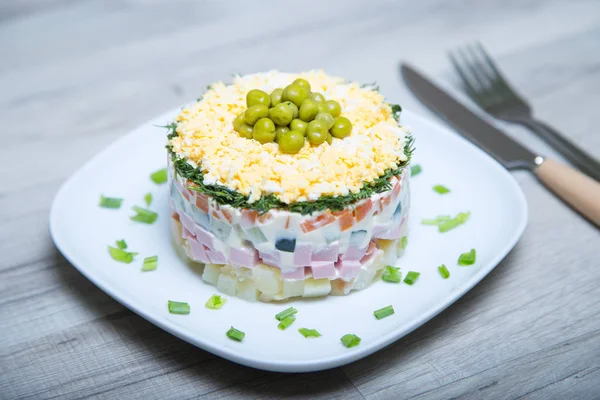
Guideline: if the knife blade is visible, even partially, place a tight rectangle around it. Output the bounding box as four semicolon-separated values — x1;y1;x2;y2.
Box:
401;63;539;170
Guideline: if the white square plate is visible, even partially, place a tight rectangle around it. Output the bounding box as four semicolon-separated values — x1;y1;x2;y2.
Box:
50;108;527;373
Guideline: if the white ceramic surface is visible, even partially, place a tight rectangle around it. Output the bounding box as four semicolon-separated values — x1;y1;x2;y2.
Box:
49;108;527;373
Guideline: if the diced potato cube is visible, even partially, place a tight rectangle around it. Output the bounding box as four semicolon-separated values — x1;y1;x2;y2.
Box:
217;273;237;296
202;263;221;285
375;238;398;265
236;279;259;302
353;268;376;290
303;278;331;297
330;278;353;295
282;279;304;298
252;263;282;295
259;292;275;302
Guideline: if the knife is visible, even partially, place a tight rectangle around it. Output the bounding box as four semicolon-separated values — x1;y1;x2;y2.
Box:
401;63;600;227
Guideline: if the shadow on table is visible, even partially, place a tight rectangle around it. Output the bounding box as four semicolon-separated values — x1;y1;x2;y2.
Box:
53;241;522;398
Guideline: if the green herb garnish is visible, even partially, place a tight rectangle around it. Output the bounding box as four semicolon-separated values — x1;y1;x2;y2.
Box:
382;265;402;283
278;316;296;330
116;239;127;250
168;300;190;315
404;271;420;285
275;307;298;321
341;334;361;348
108;246;138;263
410;164;422;177
298;328;321;338
421;212;470;232
130;206;158;224
99;195;123;209
226;327;245;341
400;236;408;250
144;193;153;206
458;249;477;266
142;256;158;271
433;185;450;194
166;114;414;215
205;294;227;310
438;264;450;279
150;168;168;184
374;305;395;320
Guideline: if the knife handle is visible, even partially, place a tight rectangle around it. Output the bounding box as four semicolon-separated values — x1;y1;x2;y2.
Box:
535;158;600;227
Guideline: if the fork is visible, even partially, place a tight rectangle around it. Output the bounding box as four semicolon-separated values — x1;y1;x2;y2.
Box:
448;43;600;182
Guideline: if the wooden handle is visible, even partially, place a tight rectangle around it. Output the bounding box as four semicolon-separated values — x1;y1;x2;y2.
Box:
535;158;600;227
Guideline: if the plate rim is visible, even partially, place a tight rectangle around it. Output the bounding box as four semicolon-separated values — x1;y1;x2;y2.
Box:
49;108;528;372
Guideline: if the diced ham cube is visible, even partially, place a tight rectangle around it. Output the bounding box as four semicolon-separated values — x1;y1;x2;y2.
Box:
293;243;312;266
372;224;388;238
340;245;367;260
335;259;361;280
312;241;340;262
193;224;217;248
311;261;337;279
181;225;196;241
229;246;259;268
282;267;306;280
206;247;227;264
189;240;211;263
179;211;196;234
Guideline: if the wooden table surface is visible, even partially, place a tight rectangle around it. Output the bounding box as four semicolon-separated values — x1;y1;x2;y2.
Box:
2;1;600;399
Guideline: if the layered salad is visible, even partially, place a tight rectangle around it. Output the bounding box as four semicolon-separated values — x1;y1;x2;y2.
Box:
166;70;413;302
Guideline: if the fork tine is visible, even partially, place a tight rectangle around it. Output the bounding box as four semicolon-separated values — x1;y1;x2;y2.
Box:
460;46;493;92
448;50;483;102
474;42;514;92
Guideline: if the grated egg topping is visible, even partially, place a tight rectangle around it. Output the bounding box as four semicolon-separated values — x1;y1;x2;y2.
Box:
170;70;409;204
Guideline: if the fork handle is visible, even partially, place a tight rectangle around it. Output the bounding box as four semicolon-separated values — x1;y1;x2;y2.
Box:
535;158;600;227
516;118;600;182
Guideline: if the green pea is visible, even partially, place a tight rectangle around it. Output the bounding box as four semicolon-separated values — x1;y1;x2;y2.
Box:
232;112;246;131
318;102;329;114
311;92;325;103
283;101;299;119
252;118;276;143
330;116;352;138
283;84;310;107
315;112;335;129
279;130;305;154
244;105;269;126
269;103;294;126
299;99;319;122
275;126;289;142
270;88;284;107
238;124;254;139
326;132;333;145
306;120;328;145
290;119;308;135
246;89;271;108
324;100;341;117
292;78;311;91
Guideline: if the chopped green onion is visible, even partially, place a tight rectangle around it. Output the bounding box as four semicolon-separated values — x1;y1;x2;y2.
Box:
400;236;408;250
298;328;321;338
374;305;395;320
404;271;421;285
382;265;402;283
130;206;158;224
168;300;190;315
142;255;158;271
422;212;470;233
205;294;227;309
458;249;477;266
144;193;153;206
150;168;168;184
340;334;361;348
433;185;450;194
278;316;296;330
116;239;127;250
226;326;245;341
108;246;138;264
275;307;298;321
438;264;450;279
99;195;123;209
410;164;422;177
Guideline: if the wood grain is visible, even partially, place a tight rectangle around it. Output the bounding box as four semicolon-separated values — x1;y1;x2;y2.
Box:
1;0;600;399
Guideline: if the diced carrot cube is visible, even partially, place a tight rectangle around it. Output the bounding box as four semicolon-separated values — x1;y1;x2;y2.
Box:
220;208;232;223
334;209;354;231
195;194;209;213
354;199;373;222
241;209;257;225
300;210;336;232
258;212;273;224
